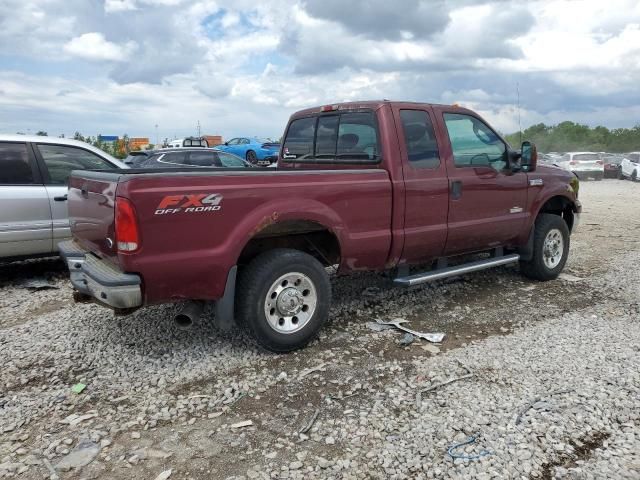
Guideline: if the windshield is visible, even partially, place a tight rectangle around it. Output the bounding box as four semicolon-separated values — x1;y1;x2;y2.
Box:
574;154;599;161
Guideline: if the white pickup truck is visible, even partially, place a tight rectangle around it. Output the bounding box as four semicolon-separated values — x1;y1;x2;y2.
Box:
0;135;127;260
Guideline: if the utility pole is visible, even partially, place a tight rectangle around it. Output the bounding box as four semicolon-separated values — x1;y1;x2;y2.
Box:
197;120;201;138
155;124;158;146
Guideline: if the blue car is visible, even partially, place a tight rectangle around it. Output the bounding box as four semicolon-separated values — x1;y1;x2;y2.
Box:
215;137;280;166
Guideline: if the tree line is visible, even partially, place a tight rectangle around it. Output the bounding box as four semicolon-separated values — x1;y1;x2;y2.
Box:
504;122;640;153
20;131;155;159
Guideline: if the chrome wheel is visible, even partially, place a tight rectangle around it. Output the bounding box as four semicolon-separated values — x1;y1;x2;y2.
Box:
543;228;564;269
263;272;317;334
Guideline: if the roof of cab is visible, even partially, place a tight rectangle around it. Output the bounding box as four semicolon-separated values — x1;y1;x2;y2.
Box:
289;100;473;119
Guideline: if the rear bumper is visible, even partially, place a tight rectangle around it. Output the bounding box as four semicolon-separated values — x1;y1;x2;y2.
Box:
59;240;142;309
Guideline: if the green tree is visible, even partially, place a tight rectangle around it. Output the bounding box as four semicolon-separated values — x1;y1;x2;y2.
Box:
35;131;48;136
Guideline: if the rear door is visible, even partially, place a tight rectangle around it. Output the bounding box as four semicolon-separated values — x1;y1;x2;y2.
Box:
34;143;118;251
0;141;52;257
436;109;528;255
391;106;449;263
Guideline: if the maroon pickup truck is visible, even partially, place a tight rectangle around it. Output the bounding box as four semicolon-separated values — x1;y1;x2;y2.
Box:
60;101;581;352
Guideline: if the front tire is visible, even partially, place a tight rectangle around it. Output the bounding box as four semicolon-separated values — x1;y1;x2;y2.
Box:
235;249;331;352
632;170;638;182
520;213;570;281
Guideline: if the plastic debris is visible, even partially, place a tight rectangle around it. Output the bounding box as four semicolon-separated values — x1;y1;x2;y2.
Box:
447;434;491;460
366;321;395;332
154;470;172;480
21;279;58;290
376;318;445;343
298;363;326;380
231;420;253;429
71;383;86;394
559;273;583;282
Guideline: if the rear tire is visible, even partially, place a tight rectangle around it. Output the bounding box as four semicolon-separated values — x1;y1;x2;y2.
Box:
246;150;258;164
520;213;570;281
235;249;331;352
632;170;638;182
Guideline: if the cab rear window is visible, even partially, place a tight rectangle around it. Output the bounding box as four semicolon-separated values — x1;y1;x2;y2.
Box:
282;111;380;163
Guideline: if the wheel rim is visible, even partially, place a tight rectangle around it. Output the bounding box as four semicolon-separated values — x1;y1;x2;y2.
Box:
263;272;317;334
247;151;257;163
543;228;564;269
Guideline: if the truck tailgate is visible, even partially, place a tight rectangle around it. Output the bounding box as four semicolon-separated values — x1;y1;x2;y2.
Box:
68;170;123;262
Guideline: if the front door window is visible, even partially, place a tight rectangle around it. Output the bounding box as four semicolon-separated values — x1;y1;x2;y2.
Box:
444;113;507;171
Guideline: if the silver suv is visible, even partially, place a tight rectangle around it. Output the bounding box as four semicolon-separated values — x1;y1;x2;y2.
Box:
0;135;127;260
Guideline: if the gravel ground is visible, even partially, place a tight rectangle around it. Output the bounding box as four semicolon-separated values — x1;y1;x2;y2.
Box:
0;179;639;480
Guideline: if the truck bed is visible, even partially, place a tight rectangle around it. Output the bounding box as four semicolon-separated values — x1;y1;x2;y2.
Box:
67;166;393;304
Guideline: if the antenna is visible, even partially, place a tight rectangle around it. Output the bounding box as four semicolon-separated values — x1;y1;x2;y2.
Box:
517;82;522;144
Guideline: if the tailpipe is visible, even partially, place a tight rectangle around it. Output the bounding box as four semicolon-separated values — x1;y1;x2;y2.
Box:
174;301;204;329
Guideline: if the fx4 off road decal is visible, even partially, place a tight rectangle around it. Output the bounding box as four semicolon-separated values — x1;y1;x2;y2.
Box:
155;193;222;215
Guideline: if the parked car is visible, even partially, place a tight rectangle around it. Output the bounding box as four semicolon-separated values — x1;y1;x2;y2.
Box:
123;150;155;167
215;137;280;165
600;153;624;178
137;148;253;169
0;135;127;260
165;137;209;148
60;100;580;352
556;152;603;180
620;152;640;181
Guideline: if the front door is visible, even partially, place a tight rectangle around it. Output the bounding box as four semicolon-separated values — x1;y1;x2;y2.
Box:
437;110;528;255
393;106;449;264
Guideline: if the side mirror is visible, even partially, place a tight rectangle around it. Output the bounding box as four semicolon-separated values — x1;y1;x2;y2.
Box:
521;141;537;172
224;142;229;146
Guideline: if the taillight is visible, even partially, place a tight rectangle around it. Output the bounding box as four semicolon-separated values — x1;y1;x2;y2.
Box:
115;197;140;252
596;160;603;165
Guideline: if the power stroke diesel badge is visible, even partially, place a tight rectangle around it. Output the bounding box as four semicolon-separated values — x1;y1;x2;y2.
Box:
154;193;223;215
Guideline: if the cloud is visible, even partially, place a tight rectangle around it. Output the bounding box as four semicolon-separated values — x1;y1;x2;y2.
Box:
64;33;138;62
104;0;137;12
301;0;450;40
1;0;640;140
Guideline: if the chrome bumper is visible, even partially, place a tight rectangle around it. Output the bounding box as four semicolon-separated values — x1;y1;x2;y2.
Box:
58;240;142;309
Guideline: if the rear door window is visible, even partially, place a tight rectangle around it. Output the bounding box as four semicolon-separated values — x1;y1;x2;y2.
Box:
37;144;114;184
399;110;440;169
142;152;188;168
187;151;219;167
0;142;35;184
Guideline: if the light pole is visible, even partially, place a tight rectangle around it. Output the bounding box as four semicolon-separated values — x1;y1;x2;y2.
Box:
155;124;159;147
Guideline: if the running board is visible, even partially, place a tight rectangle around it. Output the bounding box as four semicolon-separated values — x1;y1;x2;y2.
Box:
394;254;520;287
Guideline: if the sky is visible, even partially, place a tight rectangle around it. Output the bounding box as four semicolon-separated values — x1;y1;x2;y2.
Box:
1;0;639;142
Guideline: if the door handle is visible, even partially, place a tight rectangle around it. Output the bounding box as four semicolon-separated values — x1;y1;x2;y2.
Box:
54;195;68;202
451;180;463;200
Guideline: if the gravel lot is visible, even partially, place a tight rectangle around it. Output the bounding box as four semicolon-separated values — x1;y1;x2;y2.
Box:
1;179;639;480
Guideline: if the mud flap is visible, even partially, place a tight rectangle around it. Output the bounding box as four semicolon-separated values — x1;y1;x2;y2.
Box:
518;227;535;262
214;266;237;332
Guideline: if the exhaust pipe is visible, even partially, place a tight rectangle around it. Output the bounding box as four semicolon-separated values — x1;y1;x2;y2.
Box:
174;301;204;329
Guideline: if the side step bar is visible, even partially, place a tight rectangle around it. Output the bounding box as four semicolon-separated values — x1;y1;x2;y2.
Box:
394;254;520;287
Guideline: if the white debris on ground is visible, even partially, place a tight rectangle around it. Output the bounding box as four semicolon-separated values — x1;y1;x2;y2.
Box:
0;180;638;480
